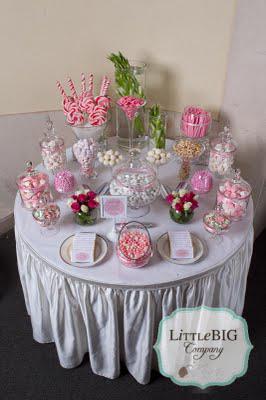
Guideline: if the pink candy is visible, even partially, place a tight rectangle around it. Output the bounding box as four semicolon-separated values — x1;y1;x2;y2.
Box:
191;169;213;193
117;96;145;120
216;180;251;221
181;106;211;138
54;170;75;194
117;230;152;268
17;173;51;210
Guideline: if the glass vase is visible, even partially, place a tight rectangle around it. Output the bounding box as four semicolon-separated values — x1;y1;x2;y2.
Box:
74;210;97;225
169;208;194;224
116;102;147;150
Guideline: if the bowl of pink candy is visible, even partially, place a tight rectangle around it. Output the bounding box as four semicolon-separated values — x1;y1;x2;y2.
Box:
203;209;231;238
116;221;153;268
32;199;60;236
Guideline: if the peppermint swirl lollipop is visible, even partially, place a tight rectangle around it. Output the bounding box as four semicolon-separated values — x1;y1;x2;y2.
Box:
67;108;84;126
89;108;107;126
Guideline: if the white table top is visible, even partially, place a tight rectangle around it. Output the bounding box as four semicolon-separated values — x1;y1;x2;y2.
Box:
14;141;253;289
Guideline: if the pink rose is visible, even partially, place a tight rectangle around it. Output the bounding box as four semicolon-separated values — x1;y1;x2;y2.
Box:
71;202;81;212
77;194;87;203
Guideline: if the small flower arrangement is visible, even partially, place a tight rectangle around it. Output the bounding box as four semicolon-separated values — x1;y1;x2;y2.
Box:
166;189;199;224
67;189;99;225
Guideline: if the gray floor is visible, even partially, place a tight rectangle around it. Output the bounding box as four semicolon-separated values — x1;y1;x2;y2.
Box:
0;229;265;400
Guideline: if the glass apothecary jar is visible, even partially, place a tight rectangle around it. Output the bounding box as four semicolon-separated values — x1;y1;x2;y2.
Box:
216;169;251;221
40;120;66;173
17;161;52;210
209;127;236;178
116;221;152;268
110;149;160;217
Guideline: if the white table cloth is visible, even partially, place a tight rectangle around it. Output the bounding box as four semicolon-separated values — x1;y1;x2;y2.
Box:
14;145;254;384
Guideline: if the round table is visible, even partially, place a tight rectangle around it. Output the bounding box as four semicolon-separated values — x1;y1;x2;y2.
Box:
14;146;254;384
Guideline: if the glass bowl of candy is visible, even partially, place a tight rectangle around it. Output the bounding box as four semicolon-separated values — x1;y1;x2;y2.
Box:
17;161;52;210
216;169;251;221
203;209;231;240
208;127;236;178
173;138;205;181
40;121;66;174
116;221;153;268
110;149;160;218
32;199;60;236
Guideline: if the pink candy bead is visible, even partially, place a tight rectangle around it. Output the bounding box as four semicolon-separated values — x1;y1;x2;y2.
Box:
54;170;75;194
117;96;145;120
191;169;213;193
117;229;152;268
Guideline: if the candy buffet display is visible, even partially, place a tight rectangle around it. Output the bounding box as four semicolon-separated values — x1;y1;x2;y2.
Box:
166;189;199;224
97;149;123;167
148;104;167;149
110;149;160;217
173;138;204;181
116;221;152;268
146;148;171;166
32;200;60;233
208;127;237;177
54;170;75;194
73;138;98;178
203;209;231;236
180;106;211;138
191;169;213;194
216;169;251;221
17;161;52;210
67;189;99;225
40;119;66;173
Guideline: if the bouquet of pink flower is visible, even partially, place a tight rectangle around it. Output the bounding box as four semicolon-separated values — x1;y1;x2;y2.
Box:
67;189;99;225
166;189;199;224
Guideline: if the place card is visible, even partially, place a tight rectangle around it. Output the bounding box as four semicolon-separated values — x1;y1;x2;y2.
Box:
71;232;96;263
168;231;194;259
100;195;127;219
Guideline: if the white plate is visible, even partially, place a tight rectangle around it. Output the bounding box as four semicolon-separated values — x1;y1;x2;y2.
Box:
59;233;108;268
156;233;205;265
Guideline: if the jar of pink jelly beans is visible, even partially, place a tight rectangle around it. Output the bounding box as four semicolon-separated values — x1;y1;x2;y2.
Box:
209;127;236;178
116;221;153;268
191;169;213;194
40;120;66;173
17;161;52;210
216;169;251;221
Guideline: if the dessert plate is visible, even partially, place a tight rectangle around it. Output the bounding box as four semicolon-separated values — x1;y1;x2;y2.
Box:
60;233;108;268
156;233;205;265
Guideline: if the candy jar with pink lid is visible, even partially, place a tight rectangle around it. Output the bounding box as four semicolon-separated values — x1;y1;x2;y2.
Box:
40;119;66;174
17;161;52;210
110;149;160;218
208;127;237;178
116;221;153;268
216;169;251;221
32;196;60;236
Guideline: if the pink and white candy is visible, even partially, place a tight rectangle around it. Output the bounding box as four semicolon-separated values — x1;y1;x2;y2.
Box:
54;170;75;194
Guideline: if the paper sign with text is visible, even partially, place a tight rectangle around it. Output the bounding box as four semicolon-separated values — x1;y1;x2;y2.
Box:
100;195;127;219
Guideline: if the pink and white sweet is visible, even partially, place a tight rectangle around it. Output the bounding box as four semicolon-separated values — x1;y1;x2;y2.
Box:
73;138;98;177
117;228;152;268
54;170;75;194
32;203;60;228
180;106;211;138
216;172;251;221
17;162;52;210
191;169;213;194
56;74;111;127
40;136;66;173
209;128;236;177
203;210;231;235
117;96;145;120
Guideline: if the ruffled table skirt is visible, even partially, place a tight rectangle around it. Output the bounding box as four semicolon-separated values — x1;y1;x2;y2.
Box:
15;226;253;384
